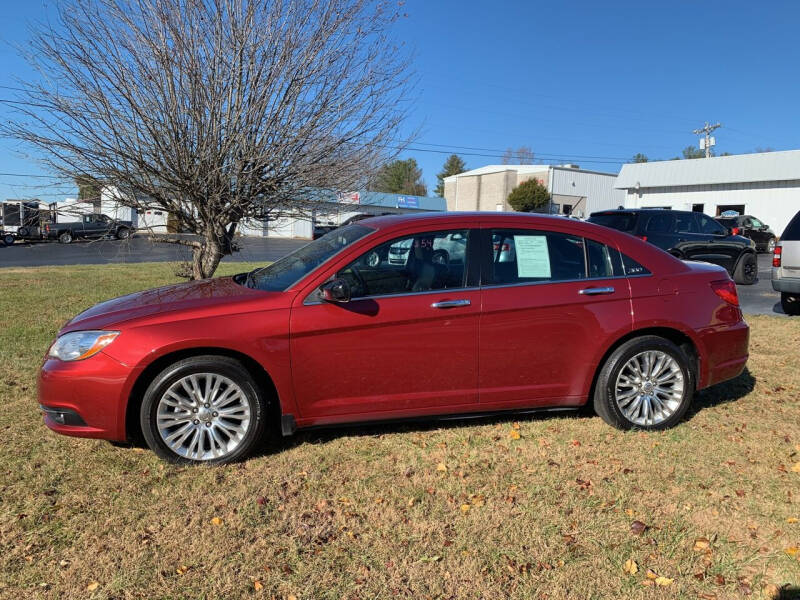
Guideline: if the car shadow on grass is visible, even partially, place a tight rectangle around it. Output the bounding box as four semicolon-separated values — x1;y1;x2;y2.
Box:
685;367;756;420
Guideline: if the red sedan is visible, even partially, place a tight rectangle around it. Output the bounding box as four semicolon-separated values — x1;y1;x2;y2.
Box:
39;213;749;464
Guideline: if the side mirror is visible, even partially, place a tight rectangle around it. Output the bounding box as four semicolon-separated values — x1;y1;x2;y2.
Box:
318;278;351;303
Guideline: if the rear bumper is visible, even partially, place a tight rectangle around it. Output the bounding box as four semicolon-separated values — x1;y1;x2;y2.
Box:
771;272;800;294
38;352;136;441
698;320;749;389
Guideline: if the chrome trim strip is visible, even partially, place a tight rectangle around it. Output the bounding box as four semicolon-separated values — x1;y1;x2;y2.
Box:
303;286;481;306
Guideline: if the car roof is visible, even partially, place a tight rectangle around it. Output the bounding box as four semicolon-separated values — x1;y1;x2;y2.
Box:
359;211;600;232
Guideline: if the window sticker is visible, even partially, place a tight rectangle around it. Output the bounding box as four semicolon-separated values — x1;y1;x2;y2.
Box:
514;235;551;278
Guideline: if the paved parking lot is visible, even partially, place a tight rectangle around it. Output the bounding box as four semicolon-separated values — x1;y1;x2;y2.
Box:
0;237;786;316
0;235;306;268
737;253;784;317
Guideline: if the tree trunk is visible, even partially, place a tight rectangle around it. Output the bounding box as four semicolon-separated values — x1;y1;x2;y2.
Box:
191;230;224;280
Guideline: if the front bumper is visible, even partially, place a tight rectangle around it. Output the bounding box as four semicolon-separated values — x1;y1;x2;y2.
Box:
38;351;137;441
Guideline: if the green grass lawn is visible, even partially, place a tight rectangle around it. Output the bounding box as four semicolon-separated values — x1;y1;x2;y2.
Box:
1;263;799;599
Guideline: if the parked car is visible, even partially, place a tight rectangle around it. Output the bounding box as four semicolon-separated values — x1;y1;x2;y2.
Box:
39;213;749;464
771;210;800;315
714;214;777;253
387;231;467;265
588;209;758;285
45;213;134;244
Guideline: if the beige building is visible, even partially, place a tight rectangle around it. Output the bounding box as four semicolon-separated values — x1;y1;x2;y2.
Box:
443;164;624;217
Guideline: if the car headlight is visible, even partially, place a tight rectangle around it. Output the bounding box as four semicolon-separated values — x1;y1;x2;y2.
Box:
48;331;120;361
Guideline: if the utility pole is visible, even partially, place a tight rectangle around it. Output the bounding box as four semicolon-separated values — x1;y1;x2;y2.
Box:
693;122;721;158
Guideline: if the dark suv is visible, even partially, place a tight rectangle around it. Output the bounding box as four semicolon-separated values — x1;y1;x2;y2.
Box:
714;214;776;253
588;209;758;285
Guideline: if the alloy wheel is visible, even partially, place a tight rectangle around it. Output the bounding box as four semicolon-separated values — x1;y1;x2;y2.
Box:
156;373;251;461
614;350;685;426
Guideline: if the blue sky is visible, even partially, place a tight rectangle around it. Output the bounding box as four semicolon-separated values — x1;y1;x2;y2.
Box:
2;0;799;200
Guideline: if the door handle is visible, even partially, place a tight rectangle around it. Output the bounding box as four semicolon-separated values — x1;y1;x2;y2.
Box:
578;287;615;296
431;299;471;309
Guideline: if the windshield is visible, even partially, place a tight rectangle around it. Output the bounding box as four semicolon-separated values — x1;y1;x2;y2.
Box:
247;224;373;291
588;212;638;233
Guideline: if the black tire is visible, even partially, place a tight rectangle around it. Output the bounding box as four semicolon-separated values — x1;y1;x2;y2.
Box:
139;355;269;465
733;252;757;285
58;231;73;244
782;293;800;316
593;335;694;431
17;227;29;238
116;227;131;240
3;234;14;246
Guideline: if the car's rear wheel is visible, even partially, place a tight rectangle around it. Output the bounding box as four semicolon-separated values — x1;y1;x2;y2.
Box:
593;336;694;431
58;231;73;244
116;227;131;240
782;292;800;316
140;356;268;464
733;252;757;285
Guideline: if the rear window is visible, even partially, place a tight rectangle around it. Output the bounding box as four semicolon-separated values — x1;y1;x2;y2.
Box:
782;212;800;241
716;218;737;228
588;213;637;232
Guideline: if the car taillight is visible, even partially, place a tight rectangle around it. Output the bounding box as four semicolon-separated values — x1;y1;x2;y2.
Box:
773;246;782;268
731;227;740;235
710;280;739;306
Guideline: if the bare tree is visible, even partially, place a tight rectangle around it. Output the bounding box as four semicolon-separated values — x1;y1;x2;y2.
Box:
3;0;414;278
501;146;534;165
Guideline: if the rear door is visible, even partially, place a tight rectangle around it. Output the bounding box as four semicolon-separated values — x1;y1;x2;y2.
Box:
477;224;632;408
639;212;678;252
694;213;740;272
777;213;800;278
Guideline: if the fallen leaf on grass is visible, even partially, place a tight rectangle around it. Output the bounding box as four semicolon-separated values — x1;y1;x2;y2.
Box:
436;463;447;472
210;517;222;526
788;517;799;524
509;429;521;440
630;520;648;535
623;558;638;575
253;580;263;591
86;581;100;591
785;546;799;556
645;569;658;580
791;463;800;473
693;537;711;552
460;504;471;513
654;576;673;587
176;565;188;575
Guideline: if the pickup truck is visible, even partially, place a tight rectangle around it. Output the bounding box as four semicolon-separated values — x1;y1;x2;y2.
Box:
44;213;134;244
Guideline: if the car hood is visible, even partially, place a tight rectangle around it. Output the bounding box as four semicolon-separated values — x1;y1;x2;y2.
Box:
61;276;284;332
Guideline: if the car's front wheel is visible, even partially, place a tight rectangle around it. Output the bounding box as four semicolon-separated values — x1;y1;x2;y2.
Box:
593;336;694;431
733;252;757;285
782;292;800;316
140;356;268;464
3;234;14;246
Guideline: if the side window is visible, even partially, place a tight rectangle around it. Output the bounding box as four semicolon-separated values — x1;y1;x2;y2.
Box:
697;214;726;235
487;229;586;285
337;229;469;298
644;213;674;233
675;213;698;233
586;239;615;279
620;253;650;276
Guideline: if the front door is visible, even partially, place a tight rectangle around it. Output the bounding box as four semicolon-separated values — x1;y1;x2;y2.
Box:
289;229;480;421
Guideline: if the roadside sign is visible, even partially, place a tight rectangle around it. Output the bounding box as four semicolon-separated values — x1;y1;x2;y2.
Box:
397;196;419;209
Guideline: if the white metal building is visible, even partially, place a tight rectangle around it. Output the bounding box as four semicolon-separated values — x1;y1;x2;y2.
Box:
443;164;625;217
615;150;800;235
